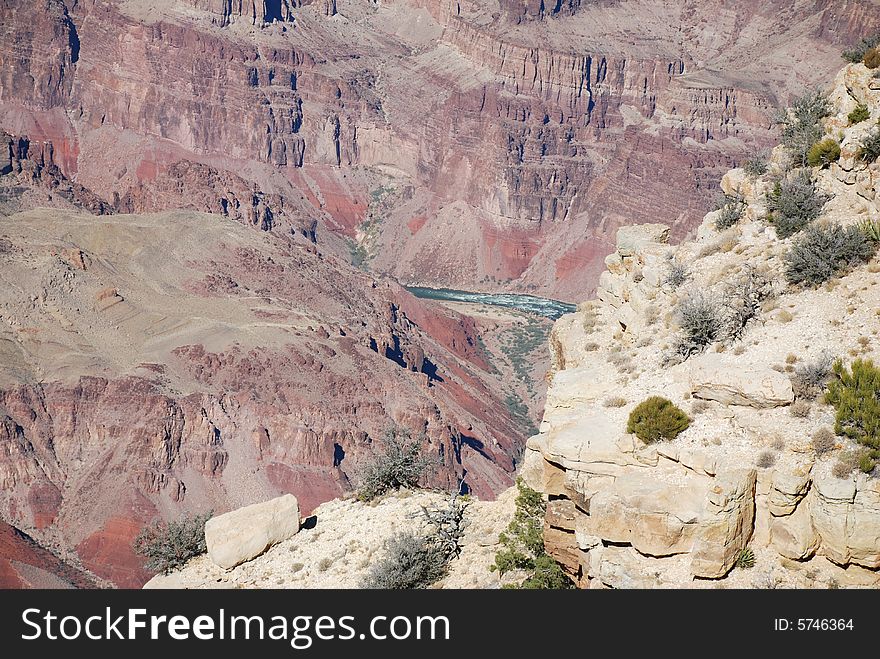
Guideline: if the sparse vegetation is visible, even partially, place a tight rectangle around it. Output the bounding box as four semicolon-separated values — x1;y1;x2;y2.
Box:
812;427;837;455
133;511;212;575
626;396;690;444
791;353;835;399
806;138;840;168
691;399;710;415
664;261;689;289
742;152;769;178
784;223;876;287
842;34;880;63
361;491;468;589
790;400;811;418
848;103;870;125
776;91;831;165
757;451;776;468
357;428;436;501
860;218;880;243
723;266;772;341
603;396;628;408
859;129;880;164
865;46;880;69
714;191;747;230
765;170;830;238
491;479;572;589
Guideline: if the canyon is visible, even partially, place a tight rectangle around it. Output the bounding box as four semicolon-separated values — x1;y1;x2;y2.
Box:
1;0;879;588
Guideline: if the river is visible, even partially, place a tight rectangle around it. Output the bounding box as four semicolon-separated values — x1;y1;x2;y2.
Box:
406;286;577;321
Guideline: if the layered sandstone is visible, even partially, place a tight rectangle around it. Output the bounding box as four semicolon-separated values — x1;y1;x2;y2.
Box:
527;62;880;588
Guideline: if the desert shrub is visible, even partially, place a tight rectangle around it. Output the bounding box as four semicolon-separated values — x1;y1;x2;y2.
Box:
826;359;880;452
736;548;756;569
765;170;830;238
842;34;880;63
790;400;811;418
603;396;628;408
361;532;447;589
848;103;870;125
806;138;840;168
691;399;710;415
664;261;689;289
791;354;835;399
673;292;724;358
859;453;877;473
491;478;572;589
714;191;747;230
860;219;880;244
757;451;777;468
361;491;468;589
133;511;211;575
865;46;880;69
776;91;831;165
784;223;876;287
859;129;880;163
357;428;436;501
742;152;769;178
812;427;836;455
627;396;690;444
722;266;772;341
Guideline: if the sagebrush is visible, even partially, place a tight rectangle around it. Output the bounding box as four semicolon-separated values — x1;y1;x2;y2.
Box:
357;427;436;501
765;170;830;238
791;353;835;399
491;478;572;589
784;223;876;287
672;292;724;359
742;152;769;178
714;191;746;230
776;91;831;165
627;396;690;444
133;511;211;574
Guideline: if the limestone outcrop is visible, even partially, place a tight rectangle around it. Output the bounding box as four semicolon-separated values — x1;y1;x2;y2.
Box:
530;62;880;588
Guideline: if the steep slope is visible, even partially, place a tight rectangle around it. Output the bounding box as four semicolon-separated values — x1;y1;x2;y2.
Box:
524;62;880;588
0;207;523;587
2;0;877;299
0;520;99;588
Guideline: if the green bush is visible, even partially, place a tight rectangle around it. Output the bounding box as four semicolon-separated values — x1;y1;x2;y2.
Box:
865;46;880;69
491;478;572;589
826;359;880;452
859;218;880;243
357;428;436;501
848;104;870;125
765;170;830;238
133;511;211;575
784;223;876;287
842;34;880;63
776;91;831;165
806;138;840;168
859;129;880;163
627;396;690;444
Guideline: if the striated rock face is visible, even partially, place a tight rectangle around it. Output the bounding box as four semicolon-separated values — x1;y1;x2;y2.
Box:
530;62;880;588
0;208;523;587
2;0;878;300
0;520;99;589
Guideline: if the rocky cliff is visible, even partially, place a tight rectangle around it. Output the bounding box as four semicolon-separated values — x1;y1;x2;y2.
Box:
523;62;880;588
2;0;876;299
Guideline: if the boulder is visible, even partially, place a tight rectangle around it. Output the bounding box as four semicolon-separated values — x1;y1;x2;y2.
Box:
205;494;300;569
812;474;880;569
691;469;757;578
587;469;709;556
690;355;794;408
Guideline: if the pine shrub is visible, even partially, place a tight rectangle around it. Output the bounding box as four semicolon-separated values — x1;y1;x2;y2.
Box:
784;223;876;287
133;511;211;574
766;170;830;238
627;396;690;444
491;478;572;589
826;359;880;453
